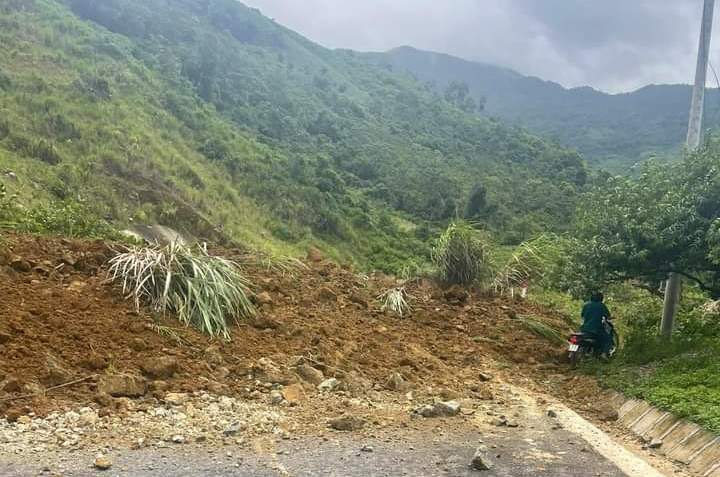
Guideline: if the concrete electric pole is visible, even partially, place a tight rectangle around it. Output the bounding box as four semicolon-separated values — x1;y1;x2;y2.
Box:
660;0;715;339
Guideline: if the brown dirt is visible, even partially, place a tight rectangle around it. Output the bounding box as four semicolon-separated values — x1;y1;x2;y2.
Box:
0;233;577;424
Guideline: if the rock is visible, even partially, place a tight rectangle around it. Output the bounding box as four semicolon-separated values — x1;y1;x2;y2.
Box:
80;355;108;371
223;421;245;436
385;372;409;392
3;378;25;393
256;292;273;306
16;415;31;425
249;316;281;330
416;401;461;418
141;356;179;379
648;438;663;449
439;388;461;400
478;372;493;382
94;456;112;470
470;449;493;471
296;364;324;385
443;285;469;303
547;410;558;418
317;287;337;302
281;383;305;403
9;258;31;273
506;419;519;428
4;408;23;422
318;378;340;392
328;415;365;432
129;338;147;352
595;404;619;422
93;392;113;407
98;375;147;398
41;356;73;387
164;392;189;406
269;390;284;405
78;409;99;427
349;292;369;308
171;435;185;444
307;247;324;262
361;445;374;453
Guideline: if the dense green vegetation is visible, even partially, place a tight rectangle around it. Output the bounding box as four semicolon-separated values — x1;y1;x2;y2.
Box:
541;140;720;433
370;46;720;171
0;0;586;271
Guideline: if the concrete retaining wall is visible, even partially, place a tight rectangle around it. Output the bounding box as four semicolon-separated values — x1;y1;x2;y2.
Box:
608;392;720;476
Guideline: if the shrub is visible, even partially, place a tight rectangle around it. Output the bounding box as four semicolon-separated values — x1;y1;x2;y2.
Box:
432;221;490;286
108;242;256;339
16;200;118;239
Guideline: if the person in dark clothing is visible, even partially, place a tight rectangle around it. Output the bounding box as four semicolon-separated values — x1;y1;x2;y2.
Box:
580;292;613;357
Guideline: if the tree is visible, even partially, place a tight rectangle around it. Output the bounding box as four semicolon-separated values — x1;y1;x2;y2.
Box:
565;140;720;298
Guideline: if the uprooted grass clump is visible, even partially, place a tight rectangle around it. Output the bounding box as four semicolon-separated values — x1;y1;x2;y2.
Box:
377;287;411;317
108;242;255;339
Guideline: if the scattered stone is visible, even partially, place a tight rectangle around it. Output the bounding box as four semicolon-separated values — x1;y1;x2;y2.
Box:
9;258;31;273
547;410;558;418
648;438;663;449
361;445;374;453
385;372;409;392
164;393;189;406
281;383;305;403
16;415;31;425
478;372;493;382
470;448;493;471
81;355;108;371
317;287;337;302
77;409;99;427
269;390;284;405
3;378;25;393
296;364;324;385
98;375;147;398
416;401;461;418
349;292;369;308
328;415;366;432
249;315;281;330
4;408;23;422
318;378;340;392
171;435;185;444
129;338;147;352
223;421;245;436
94;456;112;470
594;404;619;422
141;357;179;379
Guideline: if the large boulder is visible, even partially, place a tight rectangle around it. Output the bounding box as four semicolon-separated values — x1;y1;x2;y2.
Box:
295;364;324;385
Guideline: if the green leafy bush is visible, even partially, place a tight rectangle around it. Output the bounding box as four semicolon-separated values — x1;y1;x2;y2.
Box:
432;221;491;286
108;242;256;339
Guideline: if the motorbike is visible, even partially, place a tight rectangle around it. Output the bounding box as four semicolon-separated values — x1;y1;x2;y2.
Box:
567;318;619;367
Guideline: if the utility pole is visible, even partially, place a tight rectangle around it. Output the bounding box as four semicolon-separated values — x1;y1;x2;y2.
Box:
661;0;715;339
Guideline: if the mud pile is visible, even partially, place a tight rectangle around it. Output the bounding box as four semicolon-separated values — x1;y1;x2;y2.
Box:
0;233;573;423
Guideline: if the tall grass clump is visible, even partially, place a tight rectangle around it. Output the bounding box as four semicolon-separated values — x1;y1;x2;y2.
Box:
493;234;563;294
432;221;490;286
108;242;255;339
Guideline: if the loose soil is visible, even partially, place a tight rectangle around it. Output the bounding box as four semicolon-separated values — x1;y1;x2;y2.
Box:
0;233;685;477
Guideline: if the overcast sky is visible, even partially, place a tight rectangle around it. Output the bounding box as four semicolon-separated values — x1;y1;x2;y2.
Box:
242;0;719;93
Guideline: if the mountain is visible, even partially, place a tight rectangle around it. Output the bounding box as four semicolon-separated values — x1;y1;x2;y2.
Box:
0;0;586;271
369;46;720;171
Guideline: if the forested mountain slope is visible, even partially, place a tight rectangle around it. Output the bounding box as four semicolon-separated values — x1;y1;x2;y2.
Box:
0;0;585;270
370;46;720;171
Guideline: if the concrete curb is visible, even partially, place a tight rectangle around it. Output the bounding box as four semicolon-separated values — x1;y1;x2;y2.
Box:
607;391;720;476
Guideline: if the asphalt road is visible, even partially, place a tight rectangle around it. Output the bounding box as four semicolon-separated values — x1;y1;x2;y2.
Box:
1;425;628;477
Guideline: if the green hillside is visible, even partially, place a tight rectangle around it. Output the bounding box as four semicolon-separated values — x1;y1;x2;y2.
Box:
370;46;720;171
0;0;585;270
